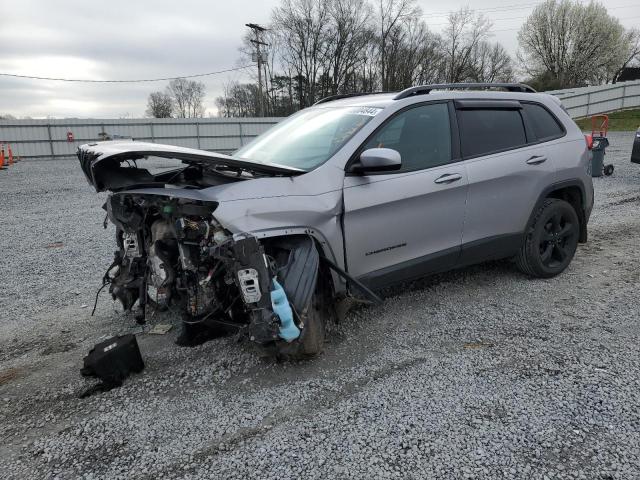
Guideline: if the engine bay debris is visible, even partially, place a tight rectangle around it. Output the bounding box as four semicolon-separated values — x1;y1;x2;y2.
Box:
96;192;320;356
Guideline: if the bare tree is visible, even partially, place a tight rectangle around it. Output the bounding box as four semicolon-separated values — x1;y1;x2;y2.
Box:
610;28;640;83
273;0;330;107
469;41;514;83
441;8;493;83
518;0;640;88
215;81;259;117
167;78;189;118
145;91;173;118
376;0;421;90
167;78;206;118
218;0;520;117
360;40;380;91
326;0;374;95
187;81;206;118
383;16;442;90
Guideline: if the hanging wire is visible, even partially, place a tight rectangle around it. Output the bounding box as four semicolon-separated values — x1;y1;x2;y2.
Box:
0;64;256;83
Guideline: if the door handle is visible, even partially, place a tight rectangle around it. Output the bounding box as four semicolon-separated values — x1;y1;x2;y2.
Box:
526;155;547;165
434;173;462;184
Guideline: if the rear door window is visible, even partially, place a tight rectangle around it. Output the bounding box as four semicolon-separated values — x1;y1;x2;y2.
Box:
522;102;565;142
457;109;527;158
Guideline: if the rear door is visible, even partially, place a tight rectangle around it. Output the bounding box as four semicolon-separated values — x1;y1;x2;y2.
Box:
456;100;558;263
342;102;468;288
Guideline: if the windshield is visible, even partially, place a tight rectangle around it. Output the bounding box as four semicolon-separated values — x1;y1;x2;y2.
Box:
233;106;382;171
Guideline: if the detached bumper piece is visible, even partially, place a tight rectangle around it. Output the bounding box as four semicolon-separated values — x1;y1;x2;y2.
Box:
79;334;145;398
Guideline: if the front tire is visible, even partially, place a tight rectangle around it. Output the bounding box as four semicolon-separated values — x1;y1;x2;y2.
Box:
274;268;332;360
516;198;580;278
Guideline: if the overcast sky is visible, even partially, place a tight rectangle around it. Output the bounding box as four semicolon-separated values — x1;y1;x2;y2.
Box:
1;0;638;118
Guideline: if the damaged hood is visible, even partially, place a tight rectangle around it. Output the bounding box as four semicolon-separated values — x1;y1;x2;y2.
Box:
78;141;303;192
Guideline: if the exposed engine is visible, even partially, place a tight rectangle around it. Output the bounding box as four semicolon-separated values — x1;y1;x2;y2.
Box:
107;195;233;323
102;193;320;349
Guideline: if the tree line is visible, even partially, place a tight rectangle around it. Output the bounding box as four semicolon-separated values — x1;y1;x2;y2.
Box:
214;0;639;117
215;0;517;117
146;78;206;118
146;0;640;118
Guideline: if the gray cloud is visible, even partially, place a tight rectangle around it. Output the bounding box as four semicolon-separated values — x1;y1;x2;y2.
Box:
0;0;279;117
1;0;637;118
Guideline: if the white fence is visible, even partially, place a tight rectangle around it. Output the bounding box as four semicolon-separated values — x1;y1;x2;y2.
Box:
0;117;282;160
548;80;640;118
2;81;640;160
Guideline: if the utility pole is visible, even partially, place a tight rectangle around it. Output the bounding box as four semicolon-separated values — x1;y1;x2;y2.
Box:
245;23;268;117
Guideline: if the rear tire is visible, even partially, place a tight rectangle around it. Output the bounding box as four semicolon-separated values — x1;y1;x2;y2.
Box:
516;198;580;278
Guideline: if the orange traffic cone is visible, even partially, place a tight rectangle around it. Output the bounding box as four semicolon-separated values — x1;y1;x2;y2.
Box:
0;144;6;169
7;144;14;166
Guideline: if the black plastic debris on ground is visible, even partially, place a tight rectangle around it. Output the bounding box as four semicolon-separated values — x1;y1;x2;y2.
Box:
79;334;144;398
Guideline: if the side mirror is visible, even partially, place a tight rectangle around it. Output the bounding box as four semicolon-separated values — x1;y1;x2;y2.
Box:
351;148;402;174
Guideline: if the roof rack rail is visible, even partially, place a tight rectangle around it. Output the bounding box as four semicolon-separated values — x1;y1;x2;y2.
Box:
313;91;391;105
393;83;536;100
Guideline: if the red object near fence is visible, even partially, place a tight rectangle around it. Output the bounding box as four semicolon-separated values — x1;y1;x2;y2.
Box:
591;115;609;137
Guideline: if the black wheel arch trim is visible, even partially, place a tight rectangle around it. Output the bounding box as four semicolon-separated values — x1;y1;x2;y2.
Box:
532;179;590;243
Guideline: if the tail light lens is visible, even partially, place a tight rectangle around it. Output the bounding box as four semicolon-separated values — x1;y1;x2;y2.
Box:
585;134;593;150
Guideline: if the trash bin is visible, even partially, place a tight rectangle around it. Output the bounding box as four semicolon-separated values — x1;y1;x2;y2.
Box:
589;114;614;177
631;128;640;165
591;136;609;177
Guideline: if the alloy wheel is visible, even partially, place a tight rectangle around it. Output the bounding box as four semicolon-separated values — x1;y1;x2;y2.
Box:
538;212;578;269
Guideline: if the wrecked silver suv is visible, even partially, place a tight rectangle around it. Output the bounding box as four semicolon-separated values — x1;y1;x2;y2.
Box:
79;83;593;358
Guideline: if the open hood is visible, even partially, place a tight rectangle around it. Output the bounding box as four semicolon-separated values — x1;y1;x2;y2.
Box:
77;141;303;192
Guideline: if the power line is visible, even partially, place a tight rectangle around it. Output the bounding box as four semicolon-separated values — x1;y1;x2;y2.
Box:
491;13;640;32
0;64;256;83
424;3;640;27
423;1;639;21
427;14;536;27
421;1;543;18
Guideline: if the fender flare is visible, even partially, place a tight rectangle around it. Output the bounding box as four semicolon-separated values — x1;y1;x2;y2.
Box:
536;179;586;206
530;179;589;242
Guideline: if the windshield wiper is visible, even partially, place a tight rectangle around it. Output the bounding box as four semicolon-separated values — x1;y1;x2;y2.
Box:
209;163;277;179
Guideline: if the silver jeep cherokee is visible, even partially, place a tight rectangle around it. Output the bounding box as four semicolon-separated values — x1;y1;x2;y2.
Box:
79;83;594;358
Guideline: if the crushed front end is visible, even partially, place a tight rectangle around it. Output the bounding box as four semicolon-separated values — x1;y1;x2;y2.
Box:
78;141;331;357
102;192;323;354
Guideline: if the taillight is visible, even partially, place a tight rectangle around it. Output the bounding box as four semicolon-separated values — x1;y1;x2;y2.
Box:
585;134;593;150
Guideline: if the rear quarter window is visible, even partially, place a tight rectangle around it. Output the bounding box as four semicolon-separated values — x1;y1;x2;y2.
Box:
522;103;565;142
457;109;527;158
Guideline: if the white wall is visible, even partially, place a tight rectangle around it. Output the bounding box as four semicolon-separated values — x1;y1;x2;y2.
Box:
547;80;640;118
0;117;282;160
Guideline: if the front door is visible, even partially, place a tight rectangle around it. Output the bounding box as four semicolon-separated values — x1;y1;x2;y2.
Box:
342;102;468;289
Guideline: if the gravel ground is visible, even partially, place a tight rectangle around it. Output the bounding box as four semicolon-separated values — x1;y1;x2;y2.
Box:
1;132;639;479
